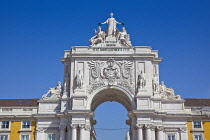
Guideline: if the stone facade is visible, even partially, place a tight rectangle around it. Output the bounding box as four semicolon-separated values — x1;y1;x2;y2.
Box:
37;13;188;140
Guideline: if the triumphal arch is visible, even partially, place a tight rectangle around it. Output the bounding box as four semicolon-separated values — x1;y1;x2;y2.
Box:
36;13;188;140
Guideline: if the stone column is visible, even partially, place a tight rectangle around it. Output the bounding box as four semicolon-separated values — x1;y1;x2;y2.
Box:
59;126;66;140
145;124;152;140
180;127;188;140
136;124;144;140
126;131;131;140
157;126;164;140
85;125;91;140
71;124;78;140
36;127;45;140
151;125;156;140
79;124;85;140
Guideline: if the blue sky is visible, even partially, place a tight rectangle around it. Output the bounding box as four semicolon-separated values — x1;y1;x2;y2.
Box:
0;0;210;139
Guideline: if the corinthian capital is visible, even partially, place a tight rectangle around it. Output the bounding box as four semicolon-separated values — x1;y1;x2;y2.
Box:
71;124;78;129
156;126;164;131
85;125;91;131
36;127;46;133
79;124;85;128
136;124;144;129
180;127;187;132
145;124;152;129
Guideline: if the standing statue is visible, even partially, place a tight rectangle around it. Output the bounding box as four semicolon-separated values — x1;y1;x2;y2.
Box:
99;13;124;37
118;27;132;47
76;70;83;89
89;26;106;45
152;74;159;92
138;70;146;89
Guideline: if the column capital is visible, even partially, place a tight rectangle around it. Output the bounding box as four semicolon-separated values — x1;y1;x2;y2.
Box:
180;127;187;132
145;124;152;129
151;125;156;131
36;127;46;133
79;124;85;128
136;124;144;129
85;125;91;131
71;124;79;129
156;126;164;131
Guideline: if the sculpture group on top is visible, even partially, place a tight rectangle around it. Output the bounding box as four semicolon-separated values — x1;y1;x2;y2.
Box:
89;13;132;47
137;72;181;100
42;81;62;100
159;81;181;100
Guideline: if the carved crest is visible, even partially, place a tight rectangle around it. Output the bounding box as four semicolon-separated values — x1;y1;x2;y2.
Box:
87;58;134;94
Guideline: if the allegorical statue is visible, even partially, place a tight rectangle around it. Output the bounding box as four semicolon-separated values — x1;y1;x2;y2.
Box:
138;70;146;89
118;27;131;47
76;70;83;89
89;26;106;45
42;81;62;100
159;81;181;100
159;81;167;93
152;74;159;92
99;13;124;37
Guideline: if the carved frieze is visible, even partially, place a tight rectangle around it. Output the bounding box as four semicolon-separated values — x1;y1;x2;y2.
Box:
87;58;134;94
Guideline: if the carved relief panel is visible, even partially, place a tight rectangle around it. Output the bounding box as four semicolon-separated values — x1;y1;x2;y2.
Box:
87;58;135;94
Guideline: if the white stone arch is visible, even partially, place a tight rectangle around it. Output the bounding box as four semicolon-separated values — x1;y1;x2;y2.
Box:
86;85;135;111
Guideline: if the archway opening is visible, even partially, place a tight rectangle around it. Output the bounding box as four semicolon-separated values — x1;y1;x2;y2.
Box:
90;88;132;140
